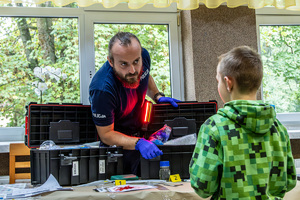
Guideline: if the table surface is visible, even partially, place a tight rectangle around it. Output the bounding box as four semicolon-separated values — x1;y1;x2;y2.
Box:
39;182;208;200
37;181;300;200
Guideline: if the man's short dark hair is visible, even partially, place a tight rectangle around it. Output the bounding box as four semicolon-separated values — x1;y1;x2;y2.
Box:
108;32;142;62
218;46;263;94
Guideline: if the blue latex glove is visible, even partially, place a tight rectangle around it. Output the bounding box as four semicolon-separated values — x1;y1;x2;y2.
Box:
135;138;163;159
157;97;181;108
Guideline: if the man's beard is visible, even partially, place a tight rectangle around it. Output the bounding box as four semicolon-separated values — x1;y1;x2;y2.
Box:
113;66;143;89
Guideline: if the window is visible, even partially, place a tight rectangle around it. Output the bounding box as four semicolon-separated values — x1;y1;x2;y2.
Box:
84;8;183;104
256;8;300;129
0;4;183;127
0;2;78;7
259;24;300;113
0;16;80;127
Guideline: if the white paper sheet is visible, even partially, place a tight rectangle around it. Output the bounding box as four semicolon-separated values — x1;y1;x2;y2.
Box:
0;183;27;199
4;174;72;199
106;185;156;192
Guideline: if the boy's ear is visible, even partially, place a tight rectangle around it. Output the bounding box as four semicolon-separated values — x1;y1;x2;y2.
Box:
224;76;234;92
107;56;113;67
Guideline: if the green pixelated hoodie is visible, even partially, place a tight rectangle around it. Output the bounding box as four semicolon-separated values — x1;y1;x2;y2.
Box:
189;100;296;200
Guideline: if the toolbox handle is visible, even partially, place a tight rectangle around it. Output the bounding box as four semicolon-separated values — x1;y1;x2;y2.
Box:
107;153;123;157
60;154;77;166
107;152;123;163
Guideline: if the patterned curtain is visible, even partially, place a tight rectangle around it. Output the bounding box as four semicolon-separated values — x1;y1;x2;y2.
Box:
0;0;299;10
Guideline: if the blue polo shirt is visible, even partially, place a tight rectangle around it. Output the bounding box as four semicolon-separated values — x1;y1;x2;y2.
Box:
89;48;150;135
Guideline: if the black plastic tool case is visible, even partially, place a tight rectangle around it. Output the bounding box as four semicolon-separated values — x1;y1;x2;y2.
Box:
142;101;217;139
26;103;123;186
30;147;123;186
140;101;218;179
27;101;217;184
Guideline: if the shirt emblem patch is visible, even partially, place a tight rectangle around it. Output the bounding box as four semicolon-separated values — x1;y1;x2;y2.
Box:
93;113;106;119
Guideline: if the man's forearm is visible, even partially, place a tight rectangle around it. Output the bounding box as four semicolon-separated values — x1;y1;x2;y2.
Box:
96;127;139;150
147;75;160;101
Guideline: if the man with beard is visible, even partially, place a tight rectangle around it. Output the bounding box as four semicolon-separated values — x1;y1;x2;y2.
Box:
89;32;180;175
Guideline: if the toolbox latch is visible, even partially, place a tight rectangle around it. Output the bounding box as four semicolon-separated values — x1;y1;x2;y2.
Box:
107;151;123;163
60;153;77;166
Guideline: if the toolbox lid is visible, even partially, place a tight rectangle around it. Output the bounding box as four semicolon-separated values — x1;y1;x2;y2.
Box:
25;103;98;148
142;101;218;139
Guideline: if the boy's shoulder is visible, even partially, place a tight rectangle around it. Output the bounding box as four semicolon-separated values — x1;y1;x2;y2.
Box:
203;111;289;140
272;118;288;134
201;113;235;138
203;112;234;127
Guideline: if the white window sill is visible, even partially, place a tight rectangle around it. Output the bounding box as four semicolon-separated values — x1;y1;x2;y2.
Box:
277;113;300;139
0;141;24;153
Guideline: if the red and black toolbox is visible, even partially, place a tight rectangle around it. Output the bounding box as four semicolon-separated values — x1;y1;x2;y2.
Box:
26;100;218;185
26;103;123;186
140;100;218;180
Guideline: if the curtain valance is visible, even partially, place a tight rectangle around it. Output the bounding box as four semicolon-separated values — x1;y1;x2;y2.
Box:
1;0;300;10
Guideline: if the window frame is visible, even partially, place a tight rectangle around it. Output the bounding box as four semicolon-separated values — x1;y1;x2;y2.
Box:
0;6;86;104
255;7;300;130
0;4;184;107
84;12;183;104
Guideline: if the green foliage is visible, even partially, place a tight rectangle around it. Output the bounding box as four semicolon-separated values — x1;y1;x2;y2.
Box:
1;19;171;127
0;17;80;127
260;25;300;113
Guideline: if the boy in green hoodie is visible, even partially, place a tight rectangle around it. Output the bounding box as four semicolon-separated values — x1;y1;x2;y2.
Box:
189;46;296;200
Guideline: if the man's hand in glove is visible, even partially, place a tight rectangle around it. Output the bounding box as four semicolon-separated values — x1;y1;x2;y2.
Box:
135;138;163;159
157;96;181;108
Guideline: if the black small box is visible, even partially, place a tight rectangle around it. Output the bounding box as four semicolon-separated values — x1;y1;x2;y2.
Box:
30;147;123;186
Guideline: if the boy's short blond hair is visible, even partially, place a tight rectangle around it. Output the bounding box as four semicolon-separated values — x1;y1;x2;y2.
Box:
218;46;263;94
